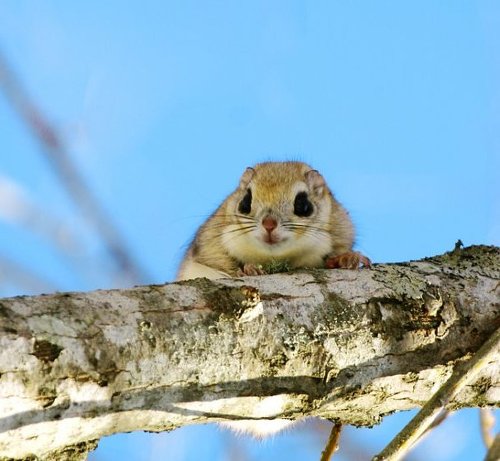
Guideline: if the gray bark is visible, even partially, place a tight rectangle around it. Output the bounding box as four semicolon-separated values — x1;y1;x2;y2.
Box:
0;245;498;460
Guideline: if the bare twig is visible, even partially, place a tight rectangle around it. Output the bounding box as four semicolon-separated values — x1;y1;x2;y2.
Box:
480;409;496;449
0;175;81;254
485;434;500;461
311;419;365;461
373;326;500;461
0;175;104;286
388;409;451;461
425;409;450;433
0;49;149;285
0;254;57;293
408;409;450;450
320;423;342;461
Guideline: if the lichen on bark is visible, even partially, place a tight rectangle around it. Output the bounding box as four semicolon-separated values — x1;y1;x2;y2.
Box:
0;245;498;460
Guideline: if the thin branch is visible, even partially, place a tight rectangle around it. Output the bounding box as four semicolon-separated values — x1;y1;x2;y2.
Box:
311;419;367;461
0;175;110;288
320;422;342;461
424;409;450;433
373;326;500;461
0;254;57;294
480;409;496;449
402;409;451;455
0;176;82;254
0;49;149;285
485;434;500;461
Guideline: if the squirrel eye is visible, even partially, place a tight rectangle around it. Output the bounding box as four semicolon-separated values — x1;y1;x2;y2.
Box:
294;192;313;217
238;189;252;214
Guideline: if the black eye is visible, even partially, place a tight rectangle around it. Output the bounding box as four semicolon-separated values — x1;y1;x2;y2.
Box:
294;192;313;217
238;189;252;214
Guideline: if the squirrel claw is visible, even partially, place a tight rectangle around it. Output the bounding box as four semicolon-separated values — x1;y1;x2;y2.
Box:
237;263;266;277
325;251;371;270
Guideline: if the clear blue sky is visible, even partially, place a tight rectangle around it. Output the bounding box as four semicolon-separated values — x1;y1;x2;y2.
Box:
0;1;498;460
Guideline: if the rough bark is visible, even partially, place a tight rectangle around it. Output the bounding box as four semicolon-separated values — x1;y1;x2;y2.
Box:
0;245;498;460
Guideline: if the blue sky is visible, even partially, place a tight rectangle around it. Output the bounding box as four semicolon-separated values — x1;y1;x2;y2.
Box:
0;1;498;460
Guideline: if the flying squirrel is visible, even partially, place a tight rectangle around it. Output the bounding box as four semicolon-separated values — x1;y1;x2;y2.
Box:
177;161;370;280
176;161;370;436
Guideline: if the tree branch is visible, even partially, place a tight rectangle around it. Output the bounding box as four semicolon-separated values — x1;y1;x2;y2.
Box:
0;50;149;285
373;324;500;460
0;245;498;460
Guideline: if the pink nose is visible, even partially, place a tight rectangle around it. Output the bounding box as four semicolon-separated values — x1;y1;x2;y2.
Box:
262;216;278;233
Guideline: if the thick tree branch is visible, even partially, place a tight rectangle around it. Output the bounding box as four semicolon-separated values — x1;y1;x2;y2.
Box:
0;245;498;460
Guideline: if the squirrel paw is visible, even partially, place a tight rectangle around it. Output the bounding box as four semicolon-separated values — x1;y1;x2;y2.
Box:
325;251;371;270
237;263;266;277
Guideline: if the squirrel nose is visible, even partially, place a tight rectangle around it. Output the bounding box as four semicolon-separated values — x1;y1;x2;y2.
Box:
262;216;278;233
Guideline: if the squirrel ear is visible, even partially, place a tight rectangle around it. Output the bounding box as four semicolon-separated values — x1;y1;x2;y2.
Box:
305;169;325;196
239;167;255;189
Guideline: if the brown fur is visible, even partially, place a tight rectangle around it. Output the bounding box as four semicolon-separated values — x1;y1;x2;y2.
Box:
177;161;358;280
